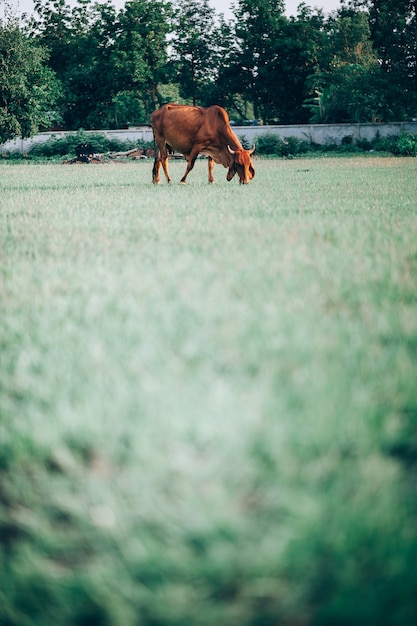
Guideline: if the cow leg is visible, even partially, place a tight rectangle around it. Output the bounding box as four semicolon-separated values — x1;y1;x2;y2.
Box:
160;150;172;183
208;157;215;184
179;149;199;184
152;156;162;184
152;142;172;184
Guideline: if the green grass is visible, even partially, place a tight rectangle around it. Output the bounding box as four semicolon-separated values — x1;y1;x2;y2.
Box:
1;156;417;626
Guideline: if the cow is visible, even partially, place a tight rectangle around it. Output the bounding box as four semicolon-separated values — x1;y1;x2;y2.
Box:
151;103;255;185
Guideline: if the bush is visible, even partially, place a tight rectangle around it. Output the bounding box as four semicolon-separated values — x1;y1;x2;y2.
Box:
29;131;139;158
281;136;310;156
256;133;311;157
7;128;417;161
238;134;251;149
356;138;372;151
391;130;417;156
256;133;283;155
371;132;397;153
254;130;417;157
341;134;354;145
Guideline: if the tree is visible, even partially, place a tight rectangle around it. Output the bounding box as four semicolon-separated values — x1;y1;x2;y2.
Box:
268;4;327;123
19;0;417;130
63;1;119;128
30;0;121;129
29;0;172;129
171;0;218;106
199;12;236;108
29;0;74;78
114;0;173;119
230;0;287;123
220;1;325;124
305;9;381;122
347;0;417;72
0;8;61;143
345;0;417;118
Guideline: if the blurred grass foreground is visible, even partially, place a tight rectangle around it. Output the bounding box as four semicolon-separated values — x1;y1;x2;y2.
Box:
1;157;417;626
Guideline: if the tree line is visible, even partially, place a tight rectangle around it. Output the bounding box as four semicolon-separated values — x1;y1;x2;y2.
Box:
1;0;417;144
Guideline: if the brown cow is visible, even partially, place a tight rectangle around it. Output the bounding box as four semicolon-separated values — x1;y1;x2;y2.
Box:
151;103;255;185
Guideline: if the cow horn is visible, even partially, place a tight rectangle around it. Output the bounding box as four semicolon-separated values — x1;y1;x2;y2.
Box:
249;144;255;154
227;145;236;154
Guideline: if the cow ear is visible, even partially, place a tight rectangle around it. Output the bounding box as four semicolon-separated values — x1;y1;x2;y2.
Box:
249;164;255;179
227;167;236;181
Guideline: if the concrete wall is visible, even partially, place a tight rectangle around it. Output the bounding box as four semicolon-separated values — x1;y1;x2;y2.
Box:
2;122;417;154
236;121;417;146
0;127;155;155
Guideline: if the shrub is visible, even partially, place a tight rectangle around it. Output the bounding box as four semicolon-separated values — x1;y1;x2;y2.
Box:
341;134;353;145
391;130;417;156
10;128;417;161
29;131;138;158
281;136;310;156
255;130;417;157
256;133;311;156
371;132;397;153
256;133;283;155
356;138;372;151
238;134;251;149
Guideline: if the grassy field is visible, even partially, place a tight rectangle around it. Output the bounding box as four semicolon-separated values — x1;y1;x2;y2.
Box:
1;156;417;626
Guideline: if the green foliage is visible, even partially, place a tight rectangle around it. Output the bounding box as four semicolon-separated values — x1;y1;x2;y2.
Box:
255;133;310;156
110;91;147;128
3;0;417;134
351;0;417;114
27;131;142;158
391;130;417;156
237;134;251;149
1;157;417;625
304;11;381;123
306;2;417;123
229;0;296;123
170;0;220;106
114;0;173;115
255;133;282;155
0;11;61;143
368;131;396;153
306;66;380;124
16;129;417;161
360;131;417;156
253;130;417;157
29;0;173;129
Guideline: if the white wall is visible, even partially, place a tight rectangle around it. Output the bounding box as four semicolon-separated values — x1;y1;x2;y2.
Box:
235;122;417;146
2;122;417;154
0;127;154;154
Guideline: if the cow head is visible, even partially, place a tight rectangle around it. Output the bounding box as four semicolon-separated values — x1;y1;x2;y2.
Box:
227;145;255;184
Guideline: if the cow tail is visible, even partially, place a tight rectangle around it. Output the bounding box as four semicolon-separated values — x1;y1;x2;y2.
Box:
152;128;157;159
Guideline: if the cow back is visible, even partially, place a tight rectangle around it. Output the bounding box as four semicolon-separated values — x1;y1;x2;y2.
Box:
151;104;241;157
